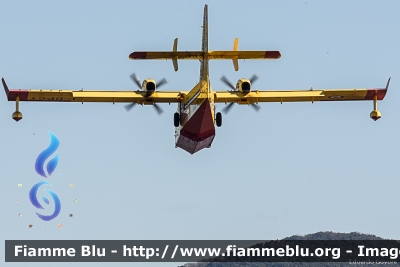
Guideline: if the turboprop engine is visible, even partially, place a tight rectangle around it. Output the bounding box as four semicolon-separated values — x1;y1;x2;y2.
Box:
130;73;167;96
124;73;168;115
235;78;251;93
220;74;261;114
142;79;157;95
221;74;258;94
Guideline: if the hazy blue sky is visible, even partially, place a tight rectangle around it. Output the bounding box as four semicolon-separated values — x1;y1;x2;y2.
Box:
1;0;399;266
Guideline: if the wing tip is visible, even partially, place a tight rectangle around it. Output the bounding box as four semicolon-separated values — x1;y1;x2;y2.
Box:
264;51;281;59
379;77;391;100
129;52;147;60
386;77;391;91
364;78;391;101
2;77;9;96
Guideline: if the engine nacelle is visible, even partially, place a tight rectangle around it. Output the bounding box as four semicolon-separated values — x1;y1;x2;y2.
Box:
236;78;251;93
142;79;156;95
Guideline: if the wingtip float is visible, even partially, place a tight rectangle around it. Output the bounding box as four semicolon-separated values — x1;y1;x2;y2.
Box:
368;77;390;121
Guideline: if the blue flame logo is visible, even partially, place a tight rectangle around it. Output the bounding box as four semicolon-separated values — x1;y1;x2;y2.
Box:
35;131;59;178
29;181;61;221
30;131;61;221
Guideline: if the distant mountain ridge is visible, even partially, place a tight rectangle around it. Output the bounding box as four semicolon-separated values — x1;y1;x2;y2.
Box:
179;231;397;267
282;231;385;240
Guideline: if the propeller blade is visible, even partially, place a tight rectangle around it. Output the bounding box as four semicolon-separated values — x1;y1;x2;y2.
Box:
250;103;261;112
220;75;236;90
129;73;142;89
124;102;137;111
222;102;235;114
249;74;259;84
153;103;164;115
157;78;168;88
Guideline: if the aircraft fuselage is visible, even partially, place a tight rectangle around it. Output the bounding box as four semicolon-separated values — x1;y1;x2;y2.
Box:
174;5;216;154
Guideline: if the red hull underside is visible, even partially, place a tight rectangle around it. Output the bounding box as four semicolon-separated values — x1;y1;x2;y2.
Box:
176;99;215;154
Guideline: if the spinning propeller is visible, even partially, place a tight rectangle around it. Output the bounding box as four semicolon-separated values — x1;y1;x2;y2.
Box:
124;73;168;115
220;74;261;114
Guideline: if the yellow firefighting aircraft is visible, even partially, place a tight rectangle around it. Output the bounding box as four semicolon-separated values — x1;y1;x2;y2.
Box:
2;5;390;154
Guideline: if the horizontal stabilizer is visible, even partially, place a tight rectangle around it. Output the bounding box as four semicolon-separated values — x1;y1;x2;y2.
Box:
129;51;203;60
129;51;281;60
209;51;281;60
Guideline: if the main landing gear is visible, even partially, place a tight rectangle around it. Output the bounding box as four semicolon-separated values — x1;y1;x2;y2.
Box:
174;112;180;127
216;112;222;127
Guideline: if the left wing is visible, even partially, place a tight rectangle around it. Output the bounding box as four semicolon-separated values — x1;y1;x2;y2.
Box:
214;80;389;104
2;78;185;104
214;79;389;121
